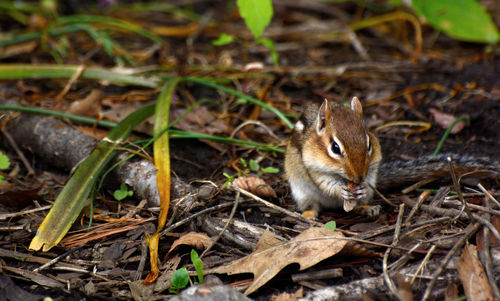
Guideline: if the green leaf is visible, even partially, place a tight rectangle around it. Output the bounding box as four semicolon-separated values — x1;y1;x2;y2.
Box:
257;38;279;65
324;221;337;231
171;267;189;289
212;33;235;46
190;249;204;284
261;166;279;174
113;183;133;201
249;159;259;171
29;104;155;252
0;151;10;170
411;0;500;43
113;190;127;201
237;0;273;39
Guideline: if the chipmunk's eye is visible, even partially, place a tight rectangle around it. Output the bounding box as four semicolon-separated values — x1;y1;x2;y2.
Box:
331;141;341;155
368;140;372;153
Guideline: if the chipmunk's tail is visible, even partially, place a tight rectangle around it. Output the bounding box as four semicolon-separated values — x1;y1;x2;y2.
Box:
377;153;500;189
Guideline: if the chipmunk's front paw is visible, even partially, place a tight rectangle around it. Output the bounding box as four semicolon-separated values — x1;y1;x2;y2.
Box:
353;185;368;200
341;187;354;201
342;184;370;212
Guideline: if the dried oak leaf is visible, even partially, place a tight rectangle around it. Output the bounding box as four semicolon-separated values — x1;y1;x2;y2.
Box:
232;176;277;198
167;232;212;255
213;227;347;295
457;242;494;301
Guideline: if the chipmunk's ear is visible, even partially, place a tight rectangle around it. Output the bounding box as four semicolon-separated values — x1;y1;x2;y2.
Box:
350;97;363;116
316;99;330;134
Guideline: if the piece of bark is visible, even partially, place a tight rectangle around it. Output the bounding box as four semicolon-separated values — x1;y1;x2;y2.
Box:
1;102;194;207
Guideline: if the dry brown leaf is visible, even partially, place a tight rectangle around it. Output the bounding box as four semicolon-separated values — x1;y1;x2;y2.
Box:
232;176;277;198
429;108;466;134
67;89;102;118
255;228;283;252
213;227;347;295
457;242;494;301
167;232;212;255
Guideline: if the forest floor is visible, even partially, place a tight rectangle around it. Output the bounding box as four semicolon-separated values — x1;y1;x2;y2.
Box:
0;1;499;300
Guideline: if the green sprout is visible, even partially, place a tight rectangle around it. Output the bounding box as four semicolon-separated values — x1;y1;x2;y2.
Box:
113;183;133;201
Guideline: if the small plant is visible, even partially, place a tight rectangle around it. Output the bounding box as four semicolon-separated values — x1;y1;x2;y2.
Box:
169;249;204;294
113;183;133;201
0;151;10;184
244;158;280;177
191;249;204;284
212;0;279;65
169;267;189;294
222;158;279;189
222;172;235;189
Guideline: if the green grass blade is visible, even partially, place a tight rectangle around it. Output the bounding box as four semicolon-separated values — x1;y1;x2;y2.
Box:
432;115;470;157
0;64;158;88
53;14;163;44
29;104;155;252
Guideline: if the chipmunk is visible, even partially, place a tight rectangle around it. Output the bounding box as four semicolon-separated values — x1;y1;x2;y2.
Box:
285;97;500;217
285;97;382;216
